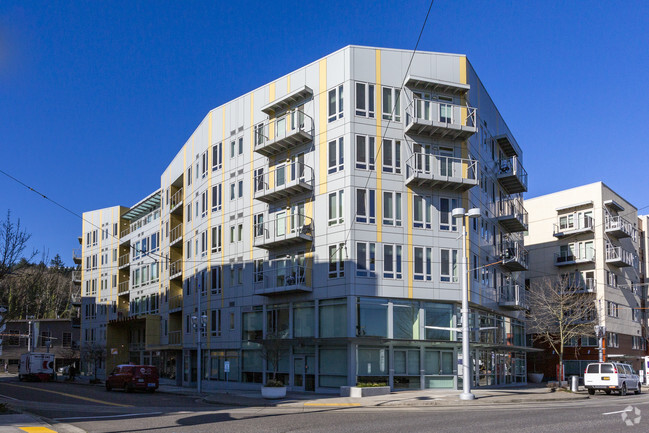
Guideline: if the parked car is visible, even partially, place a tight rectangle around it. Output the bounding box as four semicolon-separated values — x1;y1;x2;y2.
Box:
105;365;159;393
584;362;641;396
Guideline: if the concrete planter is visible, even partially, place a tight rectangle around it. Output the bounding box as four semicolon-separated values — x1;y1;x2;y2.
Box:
261;386;286;399
527;373;544;383
340;386;391;397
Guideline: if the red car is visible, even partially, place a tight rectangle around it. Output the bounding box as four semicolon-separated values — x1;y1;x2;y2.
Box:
105;365;159;393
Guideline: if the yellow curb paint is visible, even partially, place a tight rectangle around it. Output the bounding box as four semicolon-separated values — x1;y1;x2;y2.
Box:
19;428;57;433
303;403;361;407
2;383;131;407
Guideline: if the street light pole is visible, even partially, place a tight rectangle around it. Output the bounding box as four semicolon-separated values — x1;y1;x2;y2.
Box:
192;313;207;394
452;207;480;401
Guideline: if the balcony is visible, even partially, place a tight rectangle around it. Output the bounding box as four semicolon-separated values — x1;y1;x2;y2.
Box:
170;188;183;215
254;109;314;157
562;278;597;294
72;248;82;264
169;225;183;247
554;249;595;266
71;270;82;285
405;153;478;191
118;253;130;270
253;162;314;203
405;98;477;140
120;226;131;239
169;294;183;312
253;214;313;249
605;246;636;268
497;282;528;310
605;215;636;239
496;156;528;194
495;197;528;233
169;259;182;280
499;239;529;271
254;264;312;296
494;134;519;158
553;214;594;237
168;330;182;346
118;280;129;295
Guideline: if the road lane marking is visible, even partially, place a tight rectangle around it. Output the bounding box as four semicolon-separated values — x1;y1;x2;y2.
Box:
603;408;633;415
0;393;19;400
19;428;57;433
303;403;361;407
54;411;163;421
1;383;131;407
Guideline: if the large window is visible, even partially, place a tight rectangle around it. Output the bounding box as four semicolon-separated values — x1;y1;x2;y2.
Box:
383;244;402;279
413;247;432;281
212;142;222;171
413;194;432;228
355;135;375;170
211;266;222;294
356;242;376;277
328;85;344;122
356;189;376;224
383;191;402;226
328;137;344;174
212;184;222;211
328;244;345;278
319;299;347;338
319;347;347;387
211;225;222;253
242;310;263;341
606;301;619;318
393;301;419;339
424;303;454;341
382;87;401;121
357;347;389;381
293;302;315;338
357;298;388;337
439;197;458;231
382;139;401;174
440;249;459;282
328;190;344;226
355;82;375;118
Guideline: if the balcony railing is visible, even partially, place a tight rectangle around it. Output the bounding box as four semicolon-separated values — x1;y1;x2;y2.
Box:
168;330;182;345
169;259;182;279
605;245;637;268
553;214;594;237
405;98;477;140
71;270;82;284
253;162;314;203
497;282;528;310
405;153;478;191
169;294;183;311
72;248;82;264
169;224;183;246
554;249;595;266
496;156;528;194
495;197;528;232
254;263;312;296
254;109;314;157
118;253;130;269
120;227;131;238
170;188;183;214
118;280;129;294
563;278;596;294
499;239;529;271
253;214;313;249
605;215;636;239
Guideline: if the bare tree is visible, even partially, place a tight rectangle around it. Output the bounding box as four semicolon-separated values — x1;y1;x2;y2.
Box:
81;343;106;382
0;210;36;282
260;331;287;384
527;276;597;379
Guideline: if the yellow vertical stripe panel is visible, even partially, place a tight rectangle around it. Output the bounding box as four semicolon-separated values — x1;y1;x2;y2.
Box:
318;58;327;195
375;49;382;243
460;56;467;126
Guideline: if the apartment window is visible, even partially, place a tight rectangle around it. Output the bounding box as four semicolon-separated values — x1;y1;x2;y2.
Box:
92;254;97;270
201;191;208;217
230;140;235;158
254;122;265;145
92;230;97;246
211;184;222;211
186;240;192;259
356;188;376;224
606;301;619;318
211;225;222;253
440;249;459;282
238;137;243;155
328;84;344;122
356;242;375;277
632;308;641;322
253;259;264;282
200;230;207;256
211;309;222;337
413;194;432;228
608;332;619;348
382;139;401;174
439;197;458;231
382;87;401;121
473;254;479;280
252;213;264;237
328;137;344;174
328;190;344;226
201;151;208;178
229;312;235;330
413;247;432;281
62;332;72;347
355;82;375;118
113;223;118;236
606;271;618;288
633;336;645;350
212;142;222;171
211;266;222;294
229;226;235;244
254;168;264;192
112;274;117;288
230;183;235;200
186;203;192;222
383;244;402;279
86;232;91;247
187;166;192;186
329;244;345;278
383;191;402;226
355;135;375;170
238;180;243;198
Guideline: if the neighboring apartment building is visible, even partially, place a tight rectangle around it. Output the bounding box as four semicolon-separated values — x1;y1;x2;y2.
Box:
77;45;529;391
524;182;644;377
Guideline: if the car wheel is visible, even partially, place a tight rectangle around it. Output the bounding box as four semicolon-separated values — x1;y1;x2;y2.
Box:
635;384;641;395
605;389;612;395
105;383;112;391
124;383;131;393
621;383;627;396
588;388;595;395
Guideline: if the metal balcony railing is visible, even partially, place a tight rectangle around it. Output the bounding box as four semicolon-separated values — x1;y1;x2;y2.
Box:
118;253;130;268
405;98;477;140
71;270;82;284
605;215;636;239
118;280;129;294
72;248;82;264
498;239;529;271
168;330;182;345
170;188;183;211
120;227;131;238
496;156;528;194
169;259;182;279
553;214;594;237
554;249;595;266
253;162;314;203
605;245;637;268
169;225;182;246
495;197;528;232
405;153;478;191
169;294;183;311
253;213;313;249
254;109;314;156
497;282;528;310
254;263;312;296
563;278;596;294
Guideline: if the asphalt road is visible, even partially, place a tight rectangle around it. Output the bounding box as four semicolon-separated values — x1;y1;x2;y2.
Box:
1;377;649;432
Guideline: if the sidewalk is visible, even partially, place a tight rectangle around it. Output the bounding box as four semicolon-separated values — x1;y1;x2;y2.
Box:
0;413;84;433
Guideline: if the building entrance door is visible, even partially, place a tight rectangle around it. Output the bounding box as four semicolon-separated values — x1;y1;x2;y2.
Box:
293;355;315;392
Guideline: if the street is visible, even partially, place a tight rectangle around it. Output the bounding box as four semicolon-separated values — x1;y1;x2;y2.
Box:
0;377;648;432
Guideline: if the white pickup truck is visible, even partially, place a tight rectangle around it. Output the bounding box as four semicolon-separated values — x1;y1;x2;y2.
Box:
584;362;641;396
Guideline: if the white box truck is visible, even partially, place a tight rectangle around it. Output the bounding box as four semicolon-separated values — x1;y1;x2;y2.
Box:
19;352;55;382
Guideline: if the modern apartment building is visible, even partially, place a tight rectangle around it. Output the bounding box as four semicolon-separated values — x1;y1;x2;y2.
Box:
524;182;645;377
76;45;529;391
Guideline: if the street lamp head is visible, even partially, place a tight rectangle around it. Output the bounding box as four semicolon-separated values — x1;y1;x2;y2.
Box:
467;208;481;219
451;207;466;219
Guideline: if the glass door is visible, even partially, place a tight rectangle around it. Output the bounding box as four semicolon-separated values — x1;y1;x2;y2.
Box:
438;147;454;177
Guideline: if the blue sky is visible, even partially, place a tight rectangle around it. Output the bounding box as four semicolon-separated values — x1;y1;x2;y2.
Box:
1;1;648;266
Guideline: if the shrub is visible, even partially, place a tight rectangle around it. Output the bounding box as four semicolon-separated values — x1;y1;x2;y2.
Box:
356;382;387;388
265;379;285;387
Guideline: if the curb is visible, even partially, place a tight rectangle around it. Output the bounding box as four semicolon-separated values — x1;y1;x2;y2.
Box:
7;406;87;433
